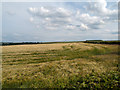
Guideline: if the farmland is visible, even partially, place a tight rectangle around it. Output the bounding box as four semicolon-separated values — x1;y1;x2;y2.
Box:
2;42;119;89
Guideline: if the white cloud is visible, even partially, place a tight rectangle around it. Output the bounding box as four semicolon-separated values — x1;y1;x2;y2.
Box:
66;24;75;30
28;7;71;18
40;6;50;13
28;6;73;30
29;17;34;22
76;13;104;24
56;7;71;17
86;0;117;16
85;0;118;23
28;6;103;31
27;1;117;32
76;12;105;29
80;23;89;30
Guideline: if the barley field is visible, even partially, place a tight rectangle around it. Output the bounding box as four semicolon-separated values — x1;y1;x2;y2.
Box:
2;42;119;89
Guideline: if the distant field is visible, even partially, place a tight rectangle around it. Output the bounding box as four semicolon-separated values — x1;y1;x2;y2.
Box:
2;42;119;89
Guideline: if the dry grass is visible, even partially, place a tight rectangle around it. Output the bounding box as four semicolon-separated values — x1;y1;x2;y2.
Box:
2;43;73;53
2;42;119;88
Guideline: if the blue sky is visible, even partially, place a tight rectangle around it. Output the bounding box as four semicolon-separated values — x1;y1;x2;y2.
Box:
2;0;118;42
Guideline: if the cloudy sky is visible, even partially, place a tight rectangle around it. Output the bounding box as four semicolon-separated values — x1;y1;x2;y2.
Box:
2;0;118;42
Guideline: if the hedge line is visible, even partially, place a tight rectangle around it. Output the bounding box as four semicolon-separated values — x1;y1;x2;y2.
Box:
84;41;120;44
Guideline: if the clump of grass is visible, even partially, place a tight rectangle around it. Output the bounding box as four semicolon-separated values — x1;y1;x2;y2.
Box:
88;47;106;55
70;71;119;89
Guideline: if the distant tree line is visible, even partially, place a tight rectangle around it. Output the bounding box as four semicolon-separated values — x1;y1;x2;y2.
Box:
1;40;120;46
1;42;42;46
84;40;120;45
1;41;82;46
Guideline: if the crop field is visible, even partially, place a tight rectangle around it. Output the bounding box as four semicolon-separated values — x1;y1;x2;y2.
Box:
2;42;119;89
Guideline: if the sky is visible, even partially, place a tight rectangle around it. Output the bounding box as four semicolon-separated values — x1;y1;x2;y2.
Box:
2;0;118;42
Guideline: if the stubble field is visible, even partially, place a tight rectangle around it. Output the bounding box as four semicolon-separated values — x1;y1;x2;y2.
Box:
2;42;119;89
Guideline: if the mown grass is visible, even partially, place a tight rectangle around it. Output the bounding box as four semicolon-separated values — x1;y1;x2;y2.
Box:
3;45;115;65
2;43;119;89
